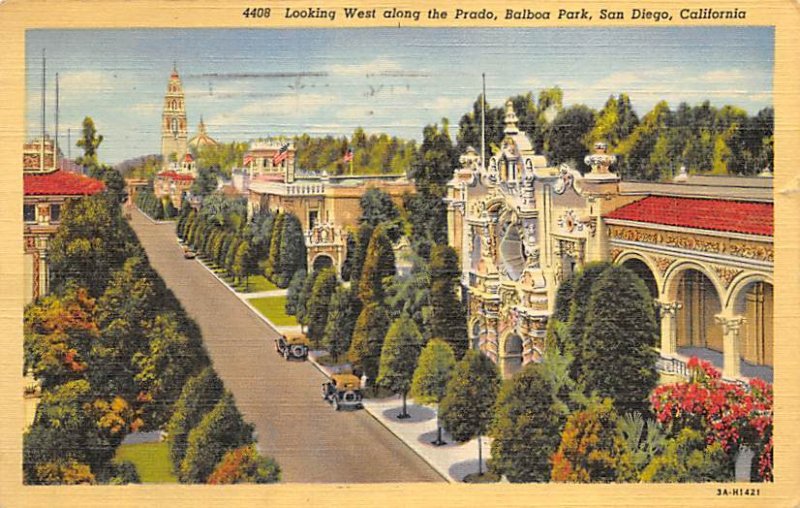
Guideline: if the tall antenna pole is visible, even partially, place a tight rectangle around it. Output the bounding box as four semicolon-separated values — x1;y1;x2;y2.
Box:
41;49;46;172
55;72;59;170
481;73;486;171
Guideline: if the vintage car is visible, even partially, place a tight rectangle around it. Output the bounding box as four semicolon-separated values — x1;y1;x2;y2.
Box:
274;334;310;360
322;373;363;411
183;249;196;259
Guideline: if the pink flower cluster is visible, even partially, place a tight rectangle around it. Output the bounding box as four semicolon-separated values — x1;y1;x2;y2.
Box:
650;357;773;481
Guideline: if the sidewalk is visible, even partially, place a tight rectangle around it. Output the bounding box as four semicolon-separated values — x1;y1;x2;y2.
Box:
307;352;491;483
242;289;287;299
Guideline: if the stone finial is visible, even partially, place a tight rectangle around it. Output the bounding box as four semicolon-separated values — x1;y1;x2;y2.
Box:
583;141;617;175
459;146;481;171
673;164;688;183
503;99;519;135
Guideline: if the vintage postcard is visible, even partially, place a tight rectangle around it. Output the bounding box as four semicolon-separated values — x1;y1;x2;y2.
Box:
1;0;798;506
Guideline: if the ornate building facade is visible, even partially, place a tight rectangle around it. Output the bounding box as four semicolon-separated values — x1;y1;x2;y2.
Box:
447;100;773;383
23;136;105;304
246;146;414;275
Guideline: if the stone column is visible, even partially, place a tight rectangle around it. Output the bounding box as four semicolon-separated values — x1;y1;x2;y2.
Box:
715;314;745;379
656;301;682;357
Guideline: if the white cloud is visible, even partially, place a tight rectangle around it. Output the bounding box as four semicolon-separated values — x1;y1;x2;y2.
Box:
206;93;336;128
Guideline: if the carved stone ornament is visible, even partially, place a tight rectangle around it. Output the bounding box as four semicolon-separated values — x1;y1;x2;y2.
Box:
553;163;574;195
711;265;744;288
652;255;675;276
557;209;584;234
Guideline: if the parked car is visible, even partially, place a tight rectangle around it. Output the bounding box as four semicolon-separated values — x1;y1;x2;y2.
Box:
322;373;363;411
274;334;310;361
183;249;196;259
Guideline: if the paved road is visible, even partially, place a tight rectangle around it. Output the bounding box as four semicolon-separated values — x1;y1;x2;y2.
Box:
129;209;442;483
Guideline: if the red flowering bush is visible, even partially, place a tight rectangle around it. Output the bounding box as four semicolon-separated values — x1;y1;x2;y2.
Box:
650;357;773;481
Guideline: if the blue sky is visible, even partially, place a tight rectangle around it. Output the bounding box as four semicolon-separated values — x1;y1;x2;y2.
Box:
26;27;773;164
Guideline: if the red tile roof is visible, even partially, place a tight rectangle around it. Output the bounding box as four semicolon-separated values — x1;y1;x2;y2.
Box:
604;196;773;236
24;170;105;196
157;171;195;182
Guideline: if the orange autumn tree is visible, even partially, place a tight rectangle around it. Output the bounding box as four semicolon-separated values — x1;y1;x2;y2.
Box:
207;444;280;484
24;287;98;389
550;398;633;482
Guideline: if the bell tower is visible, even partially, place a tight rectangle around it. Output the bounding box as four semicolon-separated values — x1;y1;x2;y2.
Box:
161;64;188;169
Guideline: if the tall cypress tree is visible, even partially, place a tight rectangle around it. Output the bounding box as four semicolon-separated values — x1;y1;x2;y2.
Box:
347;302;390;383
306;268;338;347
429;245;468;358
357;226;395;304
565;262;612;379
265;212;284;282
580;265;658;415
278;213;307;288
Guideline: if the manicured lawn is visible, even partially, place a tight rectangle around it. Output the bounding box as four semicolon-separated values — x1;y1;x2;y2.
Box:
237;274;279;293
249;296;298;326
114;441;177;483
201;260;278;293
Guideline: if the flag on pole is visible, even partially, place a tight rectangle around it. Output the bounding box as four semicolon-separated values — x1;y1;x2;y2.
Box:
342;148;354;163
272;143;290;165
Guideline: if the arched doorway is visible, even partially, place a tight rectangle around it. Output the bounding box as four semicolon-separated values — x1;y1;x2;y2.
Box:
732;279;773;368
621;258;658;300
674;269;723;353
312;254;334;273
501;333;523;379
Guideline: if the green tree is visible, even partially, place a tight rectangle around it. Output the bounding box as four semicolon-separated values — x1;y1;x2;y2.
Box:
439;350;500;476
359;188;403;242
377;314;423;418
347;223;374;284
92;256;156;398
410;339;456;445
587;94;639;149
640;428;731;483
133;312;206;428
429;245;468;357
190;167;218;197
489;362;565;482
206;444;280;484
580;265;658;414
347;302;390;383
76;116;103;171
264;213;284;281
357;226;396;304
233;240;251;286
295;269;318;332
546;105;597;171
49;194;128;296
284;269;307;316
306;267;338;347
179;391;254;483
323;284;360;362
564;262;612;379
278;213;307;288
165;367;224;473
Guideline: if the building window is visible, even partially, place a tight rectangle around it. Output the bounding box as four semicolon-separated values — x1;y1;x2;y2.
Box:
23;204;36;223
50;204;61;222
